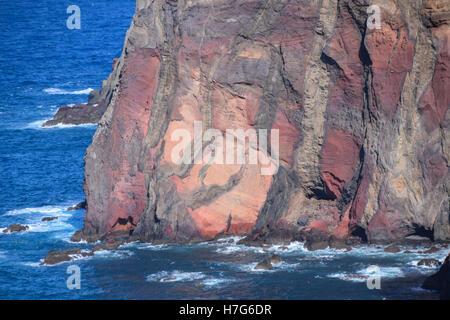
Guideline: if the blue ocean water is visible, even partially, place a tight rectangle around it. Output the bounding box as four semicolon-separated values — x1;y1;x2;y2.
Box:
0;0;446;300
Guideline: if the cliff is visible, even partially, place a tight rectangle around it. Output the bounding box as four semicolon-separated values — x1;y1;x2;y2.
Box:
75;0;449;244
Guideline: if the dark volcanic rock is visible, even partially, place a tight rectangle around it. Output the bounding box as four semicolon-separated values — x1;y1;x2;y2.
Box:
3;224;29;233
67;201;87;211
43;55;121;127
74;0;449;244
418;258;441;268
43;102;106;127
328;238;352;251
254;257;273;271
422;246;440;254
40;249;93;266
92;239;124;252
41;217;58;222
269;254;282;264
422;254;450;300
303;229;330;251
384;245;401;253
70;230;104;243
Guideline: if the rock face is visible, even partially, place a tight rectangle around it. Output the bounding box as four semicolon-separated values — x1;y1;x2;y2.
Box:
422;254;450;299
77;0;449;244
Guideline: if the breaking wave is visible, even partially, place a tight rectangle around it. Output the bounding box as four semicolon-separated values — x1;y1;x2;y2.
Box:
43;88;93;95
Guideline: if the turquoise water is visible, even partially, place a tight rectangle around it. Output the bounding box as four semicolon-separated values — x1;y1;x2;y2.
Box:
0;0;445;300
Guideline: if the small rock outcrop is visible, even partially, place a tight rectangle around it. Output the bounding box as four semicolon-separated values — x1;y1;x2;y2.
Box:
67;201;87;211
43;58;120;127
384;245;401;253
269;254;282;264
254;253;283;271
3;224;29;233
41;217;58;222
92;239;124;252
422;246;440;254
40;249;93;266
418;258;441;268
254;257;273;271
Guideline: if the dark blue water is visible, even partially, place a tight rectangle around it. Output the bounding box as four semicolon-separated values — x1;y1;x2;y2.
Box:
0;0;445;300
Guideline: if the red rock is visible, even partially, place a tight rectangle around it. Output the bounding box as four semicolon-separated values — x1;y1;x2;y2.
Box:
71;0;449;244
320;128;361;199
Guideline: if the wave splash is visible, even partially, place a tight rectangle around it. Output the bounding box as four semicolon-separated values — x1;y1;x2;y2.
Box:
43;88;93;95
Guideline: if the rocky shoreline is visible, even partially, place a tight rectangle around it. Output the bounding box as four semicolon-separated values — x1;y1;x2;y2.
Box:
39;231;450;299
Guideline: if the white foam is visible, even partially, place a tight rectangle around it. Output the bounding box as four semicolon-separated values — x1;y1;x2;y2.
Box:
26;220;74;233
35;105;57;110
26;119;97;130
215;236;244;244
146;270;206;282
62;238;100;245
215;244;265;255
237;262;276;273
328;265;407;283
4;205;66;216
120;241;169;251
328;272;366;283
266;241;306;253
408;259;442;270
1;205;76;236
201;277;234;287
68;250;94;262
26;120;47;129
276;261;301;271
43;88;93;95
93;249;134;259
359;265;405;278
40;251;93;267
22;261;42;268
